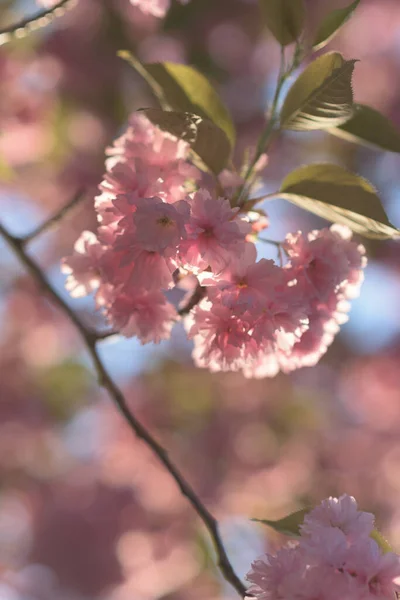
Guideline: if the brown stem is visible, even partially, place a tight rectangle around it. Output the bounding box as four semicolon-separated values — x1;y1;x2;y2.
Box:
21;189;86;246
0;222;246;597
178;284;206;316
0;0;76;44
94;328;119;340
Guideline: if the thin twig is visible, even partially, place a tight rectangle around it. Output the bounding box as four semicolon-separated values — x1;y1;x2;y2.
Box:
93;328;119;341
21;188;86;245
0;222;246;597
178;284;206;316
0;0;75;45
258;238;281;247
234;43;303;209
234;47;286;207
258;238;285;266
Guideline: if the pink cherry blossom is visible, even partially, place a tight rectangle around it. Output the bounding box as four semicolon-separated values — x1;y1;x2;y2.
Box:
345;539;400;598
297;566;360;600
301;494;375;541
63;112;367;371
246;547;305;600
188;301;259;372
299;526;349;569
246;495;400;600
61;231;104;298
132;196;190;253
111;237;176;291
105;289;176;344
99;113;199;211
201;243;283;310
278;226;367;373
179;189;249;273
284;225;366;303
129;0;170;18
242;348;281;379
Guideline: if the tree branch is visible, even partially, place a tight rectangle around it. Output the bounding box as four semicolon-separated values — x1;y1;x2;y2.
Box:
0;221;247;597
178;283;206;316
0;0;76;45
21;188;86;246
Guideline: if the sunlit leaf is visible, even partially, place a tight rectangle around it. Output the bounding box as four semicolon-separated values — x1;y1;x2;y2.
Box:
258;0;305;46
330;104;400;153
279;163;400;239
312;0;360;51
118;51;235;148
252;509;309;537
280;52;356;131
141;108;231;174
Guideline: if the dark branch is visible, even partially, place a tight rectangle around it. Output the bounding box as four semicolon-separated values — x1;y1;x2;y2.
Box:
21;188;86;245
178;284;206;316
93;328;119;341
0;0;76;44
0;222;247;597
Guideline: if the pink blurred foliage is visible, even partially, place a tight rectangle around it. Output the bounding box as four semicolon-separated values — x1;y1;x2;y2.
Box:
2;0;400;598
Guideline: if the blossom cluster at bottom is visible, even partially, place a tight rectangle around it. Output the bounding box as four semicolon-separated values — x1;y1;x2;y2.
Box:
246;495;400;600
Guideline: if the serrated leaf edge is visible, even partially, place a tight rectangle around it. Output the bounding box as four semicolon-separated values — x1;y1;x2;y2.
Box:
281;59;357;131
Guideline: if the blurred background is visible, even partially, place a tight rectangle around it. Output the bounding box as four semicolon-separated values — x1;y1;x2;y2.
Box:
1;0;400;598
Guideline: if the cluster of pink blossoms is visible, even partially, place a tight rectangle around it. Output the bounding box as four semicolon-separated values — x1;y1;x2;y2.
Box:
246;495;400;600
62;113;367;377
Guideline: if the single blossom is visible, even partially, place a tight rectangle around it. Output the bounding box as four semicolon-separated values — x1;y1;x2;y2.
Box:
345;538;400;598
188;301;259;372
201;243;283;311
132;196;190;253
179;189;249;273
105;289;176;344
61;231;104;298
301;494;375;541
283;225;366;303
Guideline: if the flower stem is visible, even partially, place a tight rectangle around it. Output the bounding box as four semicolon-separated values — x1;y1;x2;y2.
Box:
235;43;303;208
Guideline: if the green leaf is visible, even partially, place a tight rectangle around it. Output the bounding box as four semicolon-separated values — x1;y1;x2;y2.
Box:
280;52;356;131
330;104;400;153
279;163;399;239
252;508;309;537
259;0;305;46
118;51;235;148
141;108;231;174
371;529;393;554
312;0;360;51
